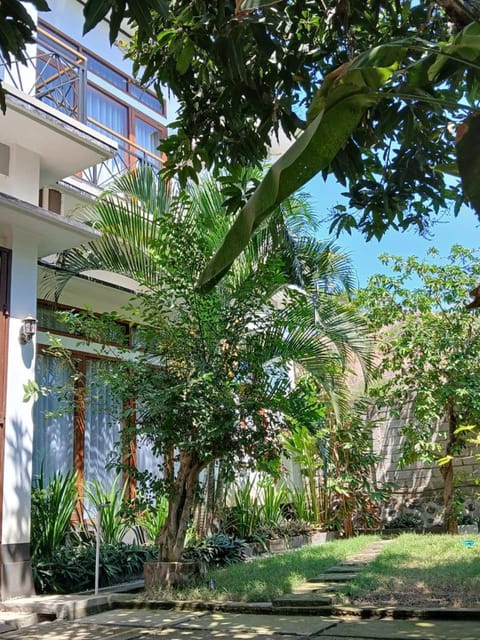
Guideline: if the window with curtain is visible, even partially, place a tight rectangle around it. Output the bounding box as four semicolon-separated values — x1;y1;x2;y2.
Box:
85;86;129;185
134;116;162;170
32;353;74;484
83;359;122;495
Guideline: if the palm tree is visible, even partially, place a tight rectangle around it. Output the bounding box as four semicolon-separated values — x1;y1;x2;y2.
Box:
41;167;373;563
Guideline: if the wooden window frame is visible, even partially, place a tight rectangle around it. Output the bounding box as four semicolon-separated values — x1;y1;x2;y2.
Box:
87;81;166;171
37;299;131;348
38;19;166;117
35;344;138;514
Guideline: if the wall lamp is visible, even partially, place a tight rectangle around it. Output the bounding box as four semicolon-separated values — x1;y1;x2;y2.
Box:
20;315;37;344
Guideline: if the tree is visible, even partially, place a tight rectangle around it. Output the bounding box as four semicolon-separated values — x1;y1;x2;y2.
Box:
358;245;480;533
45;167;373;561
283;376;386;537
5;2;480;285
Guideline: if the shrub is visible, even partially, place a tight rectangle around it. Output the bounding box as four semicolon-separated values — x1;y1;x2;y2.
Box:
385;512;423;530
30;470;78;561
33;543;157;594
135;495;169;543
84;475;133;545
182;534;248;567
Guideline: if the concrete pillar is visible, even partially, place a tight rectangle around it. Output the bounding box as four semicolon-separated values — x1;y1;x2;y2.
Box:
1;229;37;599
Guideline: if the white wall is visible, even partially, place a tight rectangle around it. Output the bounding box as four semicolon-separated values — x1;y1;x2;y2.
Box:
0;145;40;205
2;230;38;545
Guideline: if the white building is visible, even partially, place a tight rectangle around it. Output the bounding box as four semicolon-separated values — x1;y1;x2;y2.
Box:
0;0;169;598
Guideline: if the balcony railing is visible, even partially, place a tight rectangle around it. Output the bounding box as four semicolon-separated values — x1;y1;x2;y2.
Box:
82;118;162;189
0;27;162;189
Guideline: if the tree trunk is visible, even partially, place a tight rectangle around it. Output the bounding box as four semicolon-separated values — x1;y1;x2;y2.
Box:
157;451;203;561
441;458;456;533
441;403;458;534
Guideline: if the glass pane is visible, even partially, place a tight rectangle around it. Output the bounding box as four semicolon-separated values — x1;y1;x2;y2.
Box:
134;117;162;170
37;304;73;333
32;354;74;485
86;86;129;185
88;55;127;91
130;83;164;114
83;359;122;511
87;86;128;138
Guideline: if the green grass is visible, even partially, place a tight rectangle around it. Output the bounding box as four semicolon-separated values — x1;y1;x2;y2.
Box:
341;533;480;608
148;535;378;602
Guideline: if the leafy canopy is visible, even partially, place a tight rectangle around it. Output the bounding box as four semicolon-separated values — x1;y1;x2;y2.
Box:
123;3;480;250
358;245;480;467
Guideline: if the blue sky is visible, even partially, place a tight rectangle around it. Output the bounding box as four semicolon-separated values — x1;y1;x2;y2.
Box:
306;173;480;287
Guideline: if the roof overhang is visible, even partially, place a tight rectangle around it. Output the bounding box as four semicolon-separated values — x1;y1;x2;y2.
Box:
0;191;100;257
0;85;116;184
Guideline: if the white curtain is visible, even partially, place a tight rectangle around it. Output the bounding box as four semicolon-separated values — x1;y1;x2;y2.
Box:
32;353;74;484
85;86;129;185
83;359;122;492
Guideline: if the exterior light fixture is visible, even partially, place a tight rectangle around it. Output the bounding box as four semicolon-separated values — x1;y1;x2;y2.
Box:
20;315;37;344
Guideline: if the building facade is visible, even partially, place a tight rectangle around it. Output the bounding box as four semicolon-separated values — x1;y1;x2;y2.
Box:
0;0;169;599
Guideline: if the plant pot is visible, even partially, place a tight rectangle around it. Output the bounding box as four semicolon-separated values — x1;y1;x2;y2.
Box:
266;538;287;553
288;534;305;549
144;561;202;591
307;531;338;546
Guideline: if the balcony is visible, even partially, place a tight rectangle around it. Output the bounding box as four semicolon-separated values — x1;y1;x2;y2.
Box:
0;26;162;190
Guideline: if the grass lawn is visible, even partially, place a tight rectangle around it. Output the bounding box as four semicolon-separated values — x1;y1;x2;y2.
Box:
148;535;378;602
340;533;480;608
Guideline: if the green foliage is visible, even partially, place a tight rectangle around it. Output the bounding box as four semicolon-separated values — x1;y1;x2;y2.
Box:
84;475;133;546
282;376;387;534
359;245;480;530
222;478;263;541
135;496;169;543
30;470;78;561
46;167;372;562
259;477;287;528
385;512;423;530
359;245;480;465
182;533;248;567
286;485;315;523
197;51;396;289
33;542;157;594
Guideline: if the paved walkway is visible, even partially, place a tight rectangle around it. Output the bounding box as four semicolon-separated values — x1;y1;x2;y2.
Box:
2;539;480;639
2;609;480;639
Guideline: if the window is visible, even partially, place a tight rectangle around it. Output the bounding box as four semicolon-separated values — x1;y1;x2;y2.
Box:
134;116;162;169
37;301;130;346
37;21;166;187
33;352;124;509
32;353;75;483
83;359;122;492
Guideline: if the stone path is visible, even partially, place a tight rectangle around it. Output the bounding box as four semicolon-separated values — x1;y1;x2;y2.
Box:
2;539;480;638
272;538;394;612
2;610;480;639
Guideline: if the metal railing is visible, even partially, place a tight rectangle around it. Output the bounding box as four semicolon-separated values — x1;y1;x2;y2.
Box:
83;118;162;189
1;27;162;189
0;26;88;120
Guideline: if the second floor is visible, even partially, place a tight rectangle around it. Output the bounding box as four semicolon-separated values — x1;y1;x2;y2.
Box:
0;0;169;216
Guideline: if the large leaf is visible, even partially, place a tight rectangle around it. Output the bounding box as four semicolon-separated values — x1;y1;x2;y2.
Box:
197;59;397;291
457;114;480;213
83;0;168;40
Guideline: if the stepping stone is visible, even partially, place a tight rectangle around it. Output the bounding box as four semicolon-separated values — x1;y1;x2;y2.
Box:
272;593;334;608
291;583;337;598
307;573;357;583
324;565;363;573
